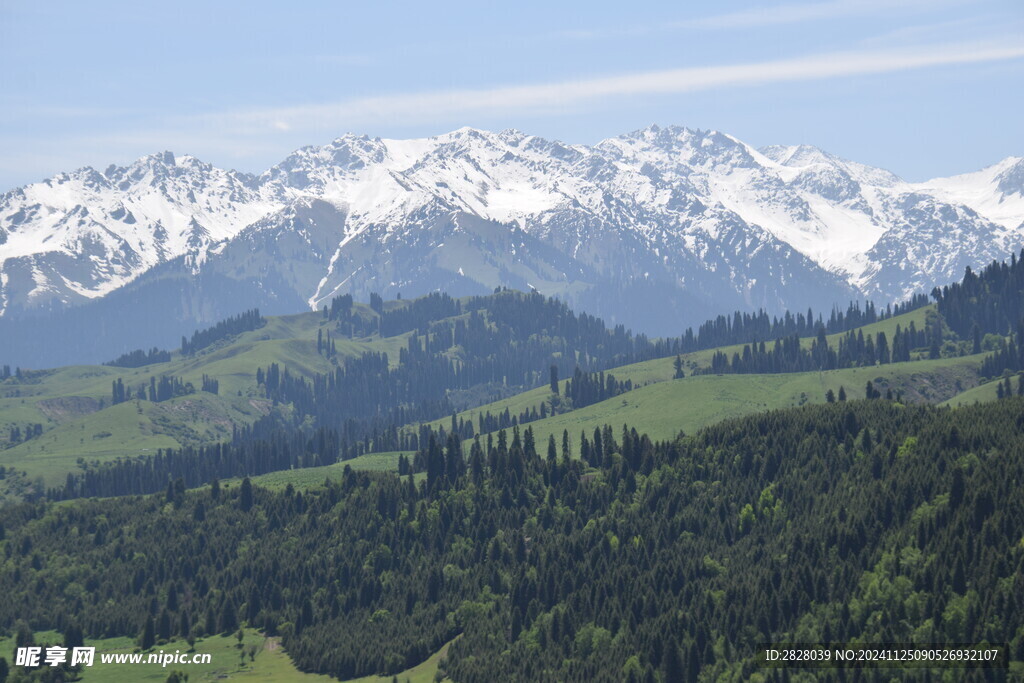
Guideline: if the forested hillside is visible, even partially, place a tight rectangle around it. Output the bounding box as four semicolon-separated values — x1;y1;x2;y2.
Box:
1;399;1021;681
1;284;933;500
3;254;1024;681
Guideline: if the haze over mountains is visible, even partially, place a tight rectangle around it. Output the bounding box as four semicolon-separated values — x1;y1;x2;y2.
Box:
1;125;1021;366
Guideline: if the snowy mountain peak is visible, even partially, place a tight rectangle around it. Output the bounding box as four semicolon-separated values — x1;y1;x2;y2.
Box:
759;144;903;188
760;144;836;167
915;155;1024;230
995;157;1024;197
0;125;1020;331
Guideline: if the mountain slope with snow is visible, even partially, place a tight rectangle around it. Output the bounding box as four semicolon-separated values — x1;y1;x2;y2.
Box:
0;125;1020;364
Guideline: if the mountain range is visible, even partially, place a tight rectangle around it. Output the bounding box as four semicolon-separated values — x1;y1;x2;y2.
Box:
1;125;1021;366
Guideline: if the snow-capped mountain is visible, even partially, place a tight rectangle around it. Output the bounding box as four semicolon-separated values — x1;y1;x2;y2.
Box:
0;152;279;315
1;125;1021;363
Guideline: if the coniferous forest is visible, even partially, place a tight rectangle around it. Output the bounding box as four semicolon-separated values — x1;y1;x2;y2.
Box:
1;400;1022;681
2;253;1024;681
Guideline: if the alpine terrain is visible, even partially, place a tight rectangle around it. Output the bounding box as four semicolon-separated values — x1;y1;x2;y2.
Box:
1;125;1021;366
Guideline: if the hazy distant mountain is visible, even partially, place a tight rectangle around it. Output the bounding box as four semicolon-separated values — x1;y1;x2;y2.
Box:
1;125;1020;366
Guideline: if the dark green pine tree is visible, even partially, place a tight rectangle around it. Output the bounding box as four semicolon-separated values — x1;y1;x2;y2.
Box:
139;615;155;650
550;365;559;395
951;467;965;508
673;354;684;379
204;608;216;638
158;609;172;642
219;599;237;635
838;386;847;401
929;320;942;359
240;477;253;512
63;622;84;649
179;611;190;640
686;641;700;682
662;640;683;682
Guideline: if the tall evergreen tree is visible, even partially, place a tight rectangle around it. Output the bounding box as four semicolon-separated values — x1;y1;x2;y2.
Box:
240;477;253;512
139;616;155;650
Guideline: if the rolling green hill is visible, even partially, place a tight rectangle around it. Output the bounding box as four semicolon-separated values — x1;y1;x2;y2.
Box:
0;306;415;487
245;452;415;490
451;354;984;451
0;393;270;485
941;375;1013;406
418;305;957;440
0;298;961;495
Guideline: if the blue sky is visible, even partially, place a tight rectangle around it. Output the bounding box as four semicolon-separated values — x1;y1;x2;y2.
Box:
1;0;1021;189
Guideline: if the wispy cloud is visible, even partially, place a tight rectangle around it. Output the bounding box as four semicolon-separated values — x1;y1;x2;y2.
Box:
4;38;1021;189
548;0;963;41
858;13;1012;47
193;41;1024;136
678;0;936;30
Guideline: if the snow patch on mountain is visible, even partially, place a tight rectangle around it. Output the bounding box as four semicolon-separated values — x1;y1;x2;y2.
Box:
0;125;1021;323
915;156;1024;230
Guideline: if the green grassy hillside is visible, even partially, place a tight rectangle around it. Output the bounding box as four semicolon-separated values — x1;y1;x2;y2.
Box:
941;376;1008;406
244;452;415;490
0;307;413;486
419;305;950;438
0;300;945;493
0;393;271;485
0;307;402;411
469;354;983;449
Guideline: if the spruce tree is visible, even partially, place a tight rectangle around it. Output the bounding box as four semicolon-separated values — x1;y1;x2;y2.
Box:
240;477;253;512
662;641;683;682
219;600;237;635
140;616;155;650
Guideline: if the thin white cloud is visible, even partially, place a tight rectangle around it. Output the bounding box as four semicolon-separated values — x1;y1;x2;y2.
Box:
195;41;1024;135
3;38;1021;189
679;0;933;30
548;0;963;41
